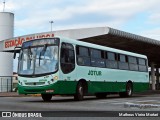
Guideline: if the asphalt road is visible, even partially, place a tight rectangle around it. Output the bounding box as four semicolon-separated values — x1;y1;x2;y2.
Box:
0;94;160;120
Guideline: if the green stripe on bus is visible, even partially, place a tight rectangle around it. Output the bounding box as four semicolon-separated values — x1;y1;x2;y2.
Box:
18;81;149;95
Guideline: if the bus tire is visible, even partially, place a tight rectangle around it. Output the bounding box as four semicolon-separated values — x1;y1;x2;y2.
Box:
41;94;52;101
95;93;107;99
125;83;133;97
119;83;132;97
74;82;84;101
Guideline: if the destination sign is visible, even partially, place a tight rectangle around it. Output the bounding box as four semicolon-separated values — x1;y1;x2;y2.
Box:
22;38;59;48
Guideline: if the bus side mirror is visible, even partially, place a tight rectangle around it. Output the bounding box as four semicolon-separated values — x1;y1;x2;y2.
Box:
44;44;47;51
13;47;22;59
13;51;16;59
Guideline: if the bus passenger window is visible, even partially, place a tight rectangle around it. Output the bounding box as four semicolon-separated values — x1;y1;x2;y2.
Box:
118;54;129;70
128;56;138;71
90;49;105;67
76;46;91;66
138;58;147;72
106;52;118;69
78;46;90;57
107;52;116;60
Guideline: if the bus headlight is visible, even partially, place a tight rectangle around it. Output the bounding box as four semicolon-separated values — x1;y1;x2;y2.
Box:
54;76;58;80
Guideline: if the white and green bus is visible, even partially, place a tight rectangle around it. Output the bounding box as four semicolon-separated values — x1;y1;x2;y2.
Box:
14;37;149;101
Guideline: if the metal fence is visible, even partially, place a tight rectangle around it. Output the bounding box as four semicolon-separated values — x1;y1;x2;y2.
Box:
0;76;17;92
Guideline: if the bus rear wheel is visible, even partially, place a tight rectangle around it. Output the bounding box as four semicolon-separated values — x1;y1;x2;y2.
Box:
41;94;52;101
119;83;132;97
126;83;133;97
74;82;84;101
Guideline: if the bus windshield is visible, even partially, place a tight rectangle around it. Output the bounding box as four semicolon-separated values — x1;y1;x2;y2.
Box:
18;39;59;76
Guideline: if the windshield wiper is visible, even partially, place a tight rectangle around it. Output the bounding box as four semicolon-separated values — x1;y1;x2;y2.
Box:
27;46;33;68
39;44;48;66
28;46;32;58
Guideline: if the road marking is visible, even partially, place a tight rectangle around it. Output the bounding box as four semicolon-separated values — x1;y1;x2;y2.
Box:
112;102;125;105
112;100;160;105
135;100;158;102
91;100;124;104
91;99;141;104
89;97;160;107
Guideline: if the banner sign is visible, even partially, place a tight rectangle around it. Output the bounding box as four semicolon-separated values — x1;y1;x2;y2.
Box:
3;32;54;51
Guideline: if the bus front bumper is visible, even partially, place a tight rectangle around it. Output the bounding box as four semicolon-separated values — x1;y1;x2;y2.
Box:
18;81;77;95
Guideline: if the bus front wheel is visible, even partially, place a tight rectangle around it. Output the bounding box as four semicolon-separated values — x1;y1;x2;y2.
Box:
41;94;52;101
74;82;84;101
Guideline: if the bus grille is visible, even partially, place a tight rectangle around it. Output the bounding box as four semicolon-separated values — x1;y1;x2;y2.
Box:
25;82;45;86
24;89;44;93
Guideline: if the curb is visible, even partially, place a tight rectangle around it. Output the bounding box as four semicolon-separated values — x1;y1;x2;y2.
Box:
0;90;160;97
134;90;160;95
0;92;41;97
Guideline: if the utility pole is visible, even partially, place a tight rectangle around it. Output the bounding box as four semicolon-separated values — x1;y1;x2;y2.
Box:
3;0;5;12
49;21;54;31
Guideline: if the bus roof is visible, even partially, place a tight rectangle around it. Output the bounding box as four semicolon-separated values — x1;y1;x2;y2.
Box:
59;36;147;59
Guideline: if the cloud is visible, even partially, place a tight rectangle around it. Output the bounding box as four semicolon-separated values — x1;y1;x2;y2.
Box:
148;13;160;25
2;0;160;37
0;0;26;12
140;28;160;40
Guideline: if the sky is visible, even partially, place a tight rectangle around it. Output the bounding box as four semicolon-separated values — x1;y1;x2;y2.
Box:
1;0;160;40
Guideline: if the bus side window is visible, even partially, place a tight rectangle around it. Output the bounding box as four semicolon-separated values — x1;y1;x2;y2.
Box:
106;52;118;69
60;43;75;74
138;58;147;72
128;56;138;71
76;46;91;66
118;54;129;70
90;49;105;67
